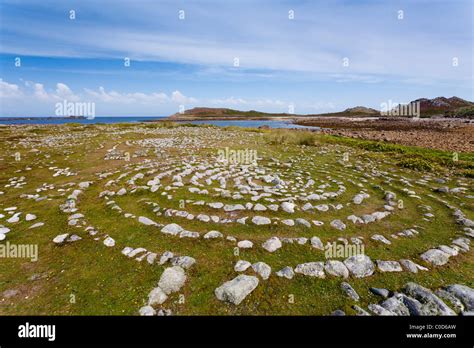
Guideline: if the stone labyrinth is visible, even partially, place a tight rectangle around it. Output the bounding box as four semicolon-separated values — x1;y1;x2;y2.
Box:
0;123;473;315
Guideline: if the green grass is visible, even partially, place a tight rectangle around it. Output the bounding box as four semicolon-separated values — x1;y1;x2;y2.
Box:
0;123;472;315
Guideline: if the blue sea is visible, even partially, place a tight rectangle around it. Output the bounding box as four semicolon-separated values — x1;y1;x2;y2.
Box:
0;116;318;129
0;116;165;125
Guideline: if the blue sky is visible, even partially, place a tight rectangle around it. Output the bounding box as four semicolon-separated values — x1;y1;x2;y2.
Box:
0;0;472;116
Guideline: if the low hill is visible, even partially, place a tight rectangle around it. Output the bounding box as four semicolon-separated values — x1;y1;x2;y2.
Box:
414;96;473;115
394;96;474;117
306;106;379;117
167;97;474;120
169;106;379;120
168;107;296;120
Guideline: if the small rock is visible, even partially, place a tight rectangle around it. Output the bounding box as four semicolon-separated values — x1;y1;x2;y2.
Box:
237;240;253;249
161;223;183;235
234;260;252;272
276;266;294;279
330;219;346;231
310;236;324;250
25;214;37;221
158;266;187;294
159;251;174;265
445;284;474;311
262;237;282;252
281;202;296;213
139;305;156;316
148;287;168;306
370;287;390;298
325;260;349;278
403;282;456;316
376;260;403;272
368;304;396;316
171;256;196;269
344;255;375;278
420;249;450;266
215;275;259;305
252;262;271;280
138;216;157;226
380;295;410;316
252;216;271;225
103;237;115;247
204;230;223;239
53;233;69;244
341;282;360;301
294;262;325;278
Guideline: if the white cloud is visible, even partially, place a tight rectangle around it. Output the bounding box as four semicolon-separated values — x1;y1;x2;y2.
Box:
210;97;248;105
171;90;197;104
209;96;286;108
84;87;196;105
0;79;22;98
55;83;80;101
24;81;80;102
1;79;204;116
32;83;49;100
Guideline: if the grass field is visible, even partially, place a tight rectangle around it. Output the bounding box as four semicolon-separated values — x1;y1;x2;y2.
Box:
0;122;472;315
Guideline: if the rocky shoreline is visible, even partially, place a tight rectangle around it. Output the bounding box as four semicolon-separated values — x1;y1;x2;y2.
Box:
295;117;474;153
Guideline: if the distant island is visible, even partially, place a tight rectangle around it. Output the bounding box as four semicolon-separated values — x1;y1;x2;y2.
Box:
168;107;299;120
168;96;474;120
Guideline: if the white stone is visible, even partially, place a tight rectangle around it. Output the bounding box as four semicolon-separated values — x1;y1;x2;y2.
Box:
204;230;223;239
237;240;253;249
53;233;69;244
158;266;187;294
281;202;296;213
7;213;20;223
139;306;156;316
236;217;248;224
147;253;157;264
324;260;349;278
330;219;346;231
159;251;174;265
294;262;325;278
420;249;450;266
344;255;375;278
161;223;184;235
310;236;324;250
128;248;147;258
25;214;37;221
179;230;200;239
371;234;391;245
276;266;294;279
138;216;157;226
376;260;403;272
0;227;11;234
234;260;252;272
103;237;115;247
252;262;271;280
252;216;271;225
262;237;282;252
148;287;168;306
215;275;259;305
121;247;133;256
171;256;196;269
